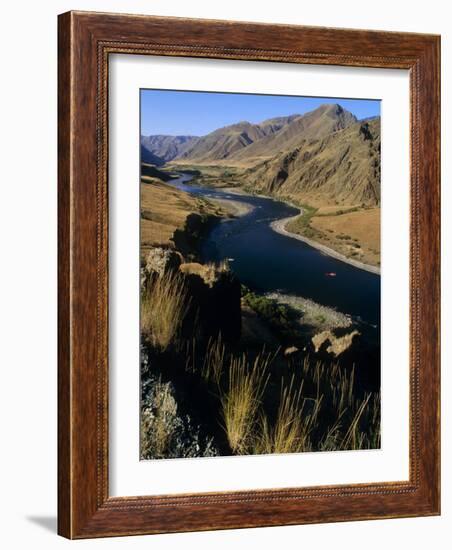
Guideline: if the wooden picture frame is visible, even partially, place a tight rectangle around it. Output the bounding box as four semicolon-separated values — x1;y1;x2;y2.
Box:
58;10;440;539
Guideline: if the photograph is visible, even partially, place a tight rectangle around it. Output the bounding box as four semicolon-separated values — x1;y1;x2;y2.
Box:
0;0;443;544
139;90;382;460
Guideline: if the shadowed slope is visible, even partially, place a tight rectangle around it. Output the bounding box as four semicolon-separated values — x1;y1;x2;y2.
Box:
141;134;199;162
242;117;380;207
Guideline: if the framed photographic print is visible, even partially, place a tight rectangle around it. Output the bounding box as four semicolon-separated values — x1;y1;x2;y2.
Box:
58;11;440;538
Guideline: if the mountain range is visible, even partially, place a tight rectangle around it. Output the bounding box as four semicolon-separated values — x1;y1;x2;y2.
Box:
141;103;381;207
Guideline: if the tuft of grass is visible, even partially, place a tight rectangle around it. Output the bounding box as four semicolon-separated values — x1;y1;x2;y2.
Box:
341;392;381;450
297;359;381;452
340;392;372;450
182;342;380;455
255;377;322;455
141;270;190;351
220;351;272;454
202;334;227;386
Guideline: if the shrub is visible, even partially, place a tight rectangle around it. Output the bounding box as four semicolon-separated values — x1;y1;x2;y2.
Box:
286;204;318;236
242;288;296;333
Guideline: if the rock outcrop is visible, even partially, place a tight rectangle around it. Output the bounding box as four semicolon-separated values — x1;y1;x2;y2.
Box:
312;329;360;356
140;370;219;460
141;249;242;345
180;262;242;343
172;213;219;259
144;247;182;277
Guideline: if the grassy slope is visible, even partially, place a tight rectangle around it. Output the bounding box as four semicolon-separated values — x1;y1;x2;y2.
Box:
286;205;380;268
140;175;221;260
309;207;380;267
240;118;381;207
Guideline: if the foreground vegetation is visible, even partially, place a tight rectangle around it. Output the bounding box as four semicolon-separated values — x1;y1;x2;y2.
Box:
141;269;190;350
141;266;380;459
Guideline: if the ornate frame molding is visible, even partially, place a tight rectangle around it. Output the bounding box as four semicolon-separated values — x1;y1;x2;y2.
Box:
58;11;440;538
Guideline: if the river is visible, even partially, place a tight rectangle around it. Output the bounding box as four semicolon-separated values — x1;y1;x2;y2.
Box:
169;173;380;332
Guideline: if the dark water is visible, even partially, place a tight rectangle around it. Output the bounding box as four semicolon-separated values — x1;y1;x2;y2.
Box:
170;173;381;331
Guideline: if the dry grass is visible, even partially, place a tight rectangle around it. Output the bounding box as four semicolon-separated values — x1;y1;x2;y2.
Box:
201;334;227;386
144;323;380;455
186;341;380;454
220;351;272;454
141;270;190;350
140;177;219;259
254;358;380;454
315;205;360;215
299;359;381;452
309;207;380;266
179;332;228;383
340;392;381;450
255;377;320;454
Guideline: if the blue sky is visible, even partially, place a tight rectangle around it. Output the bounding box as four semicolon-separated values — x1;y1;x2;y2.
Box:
140;89;380;137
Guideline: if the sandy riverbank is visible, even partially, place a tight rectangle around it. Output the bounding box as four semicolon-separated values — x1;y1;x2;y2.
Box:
178;174;380;274
210;196;254;217
265;291;353;331
271;216;381;275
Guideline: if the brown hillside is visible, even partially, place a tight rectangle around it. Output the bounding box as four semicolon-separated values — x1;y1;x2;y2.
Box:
140;176;220;259
309;207;381;267
231;104;357;165
241;117;381;207
175;115;300;163
141;135;199;162
142;105;358;168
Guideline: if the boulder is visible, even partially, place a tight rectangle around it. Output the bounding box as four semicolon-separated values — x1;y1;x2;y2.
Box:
144;247;182;277
312;329;360;356
140;373;219;460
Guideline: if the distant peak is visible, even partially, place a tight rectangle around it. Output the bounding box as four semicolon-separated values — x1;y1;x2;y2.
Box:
316;103;342;114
